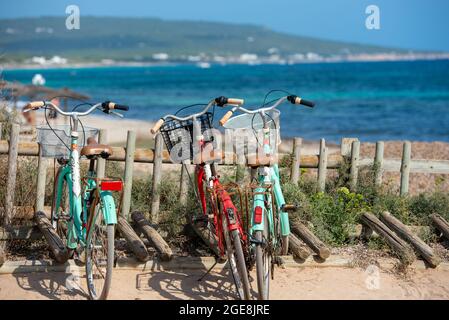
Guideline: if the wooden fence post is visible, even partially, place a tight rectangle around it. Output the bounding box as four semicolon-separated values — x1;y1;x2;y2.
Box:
121;130;136;220
400;141;411;196
151;133;163;223
179;160;190;205
96;129;107;179
374;141;384;187
349;140;360;191
317;138;327;192
236;152;246;183
340;137;358;158
224;129;234;165
4;123;20;225
290;137;302;184
35;146;47;212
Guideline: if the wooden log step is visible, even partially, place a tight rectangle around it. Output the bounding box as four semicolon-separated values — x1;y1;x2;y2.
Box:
289;233;311;260
131;211;173;261
117;216;149;262
190;222;222;258
380;211;440;268
360;212;415;264
431;214;449;241
290;220;330;259
34;211;69;264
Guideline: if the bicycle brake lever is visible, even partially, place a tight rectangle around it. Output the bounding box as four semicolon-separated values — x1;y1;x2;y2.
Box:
110;111;124;118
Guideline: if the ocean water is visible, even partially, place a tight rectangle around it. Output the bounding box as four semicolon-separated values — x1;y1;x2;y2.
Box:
3;60;449;143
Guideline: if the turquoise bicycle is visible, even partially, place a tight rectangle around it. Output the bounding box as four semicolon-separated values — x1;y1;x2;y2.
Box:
220;92;315;299
24;100;129;300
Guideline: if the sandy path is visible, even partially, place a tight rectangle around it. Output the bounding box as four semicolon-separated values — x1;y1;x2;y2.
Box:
1;267;449;300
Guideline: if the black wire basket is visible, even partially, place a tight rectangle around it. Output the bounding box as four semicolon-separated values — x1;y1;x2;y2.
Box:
160;112;213;161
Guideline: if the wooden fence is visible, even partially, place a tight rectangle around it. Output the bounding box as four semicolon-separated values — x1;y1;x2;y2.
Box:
2;124;449;226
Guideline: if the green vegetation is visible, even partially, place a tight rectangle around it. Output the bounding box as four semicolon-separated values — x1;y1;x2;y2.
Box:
280;162;449;246
0;17;400;63
1;135;448;251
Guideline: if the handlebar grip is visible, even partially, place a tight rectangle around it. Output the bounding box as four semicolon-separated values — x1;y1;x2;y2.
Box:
287;95;315;108
105;102;129;111
227;98;244;106
24;101;45;111
151;118;165;134
215;96;244;107
298;98;315;108
109;102;129;111
219;110;234;126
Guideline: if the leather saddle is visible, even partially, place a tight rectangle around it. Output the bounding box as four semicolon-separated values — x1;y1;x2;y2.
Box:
80;137;113;159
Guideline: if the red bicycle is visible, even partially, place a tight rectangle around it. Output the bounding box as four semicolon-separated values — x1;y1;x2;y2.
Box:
151;96;251;300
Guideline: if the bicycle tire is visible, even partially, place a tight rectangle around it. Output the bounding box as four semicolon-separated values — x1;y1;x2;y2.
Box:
51;173;74;258
255;214;270;300
223;221;251;300
281;235;289;256
85;201;114;300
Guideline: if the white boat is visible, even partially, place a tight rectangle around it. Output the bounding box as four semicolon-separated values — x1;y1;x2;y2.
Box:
196;62;211;69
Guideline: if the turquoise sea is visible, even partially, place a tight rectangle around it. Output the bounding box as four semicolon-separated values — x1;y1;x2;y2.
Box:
3;60;449;143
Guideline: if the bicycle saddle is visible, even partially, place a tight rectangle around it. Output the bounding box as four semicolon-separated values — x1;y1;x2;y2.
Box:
80;137;113;159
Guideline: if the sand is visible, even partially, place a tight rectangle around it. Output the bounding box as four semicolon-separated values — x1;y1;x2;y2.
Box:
1;266;449;300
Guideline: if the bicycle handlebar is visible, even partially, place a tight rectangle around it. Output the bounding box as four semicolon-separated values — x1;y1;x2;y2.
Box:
150;96;244;134
219;95;315;125
23;100;129;117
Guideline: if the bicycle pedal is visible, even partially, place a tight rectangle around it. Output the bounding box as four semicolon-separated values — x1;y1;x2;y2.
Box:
75;247;86;265
249;237;266;248
274;256;285;267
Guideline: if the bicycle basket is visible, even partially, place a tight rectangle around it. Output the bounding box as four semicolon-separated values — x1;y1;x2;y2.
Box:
37;124;99;158
160;112;213;161
223;109;281;146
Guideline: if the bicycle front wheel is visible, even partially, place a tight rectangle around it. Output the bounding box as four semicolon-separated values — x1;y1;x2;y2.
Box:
223;217;251;299
85;202;114;300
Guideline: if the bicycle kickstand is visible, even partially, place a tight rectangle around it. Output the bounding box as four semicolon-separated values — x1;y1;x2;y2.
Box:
197;257;219;282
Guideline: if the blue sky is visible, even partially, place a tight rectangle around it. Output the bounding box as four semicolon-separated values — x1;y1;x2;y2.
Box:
1;0;448;51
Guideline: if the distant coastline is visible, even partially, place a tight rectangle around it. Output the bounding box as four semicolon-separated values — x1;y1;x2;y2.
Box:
3;52;449;71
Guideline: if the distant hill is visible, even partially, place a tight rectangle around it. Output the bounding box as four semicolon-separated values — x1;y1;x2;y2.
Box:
0;16;405;63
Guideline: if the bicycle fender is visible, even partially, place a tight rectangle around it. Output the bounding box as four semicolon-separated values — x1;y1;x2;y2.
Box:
100;191;118;225
279;211;291;236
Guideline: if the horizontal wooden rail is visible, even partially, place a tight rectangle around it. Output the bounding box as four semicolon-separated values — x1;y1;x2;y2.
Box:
4;140;449;174
0;140;343;168
359;158;449;174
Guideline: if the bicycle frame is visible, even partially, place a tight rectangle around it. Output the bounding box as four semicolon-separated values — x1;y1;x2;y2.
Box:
194;133;246;256
248;119;290;249
153;96;247;258
52;121;117;249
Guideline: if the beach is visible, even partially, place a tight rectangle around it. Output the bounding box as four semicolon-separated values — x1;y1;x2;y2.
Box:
1;260;449;300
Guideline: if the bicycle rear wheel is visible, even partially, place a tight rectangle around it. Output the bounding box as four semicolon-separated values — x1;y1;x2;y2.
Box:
51;174;74;257
85;198;114;300
255;214;270;300
222;217;251;300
